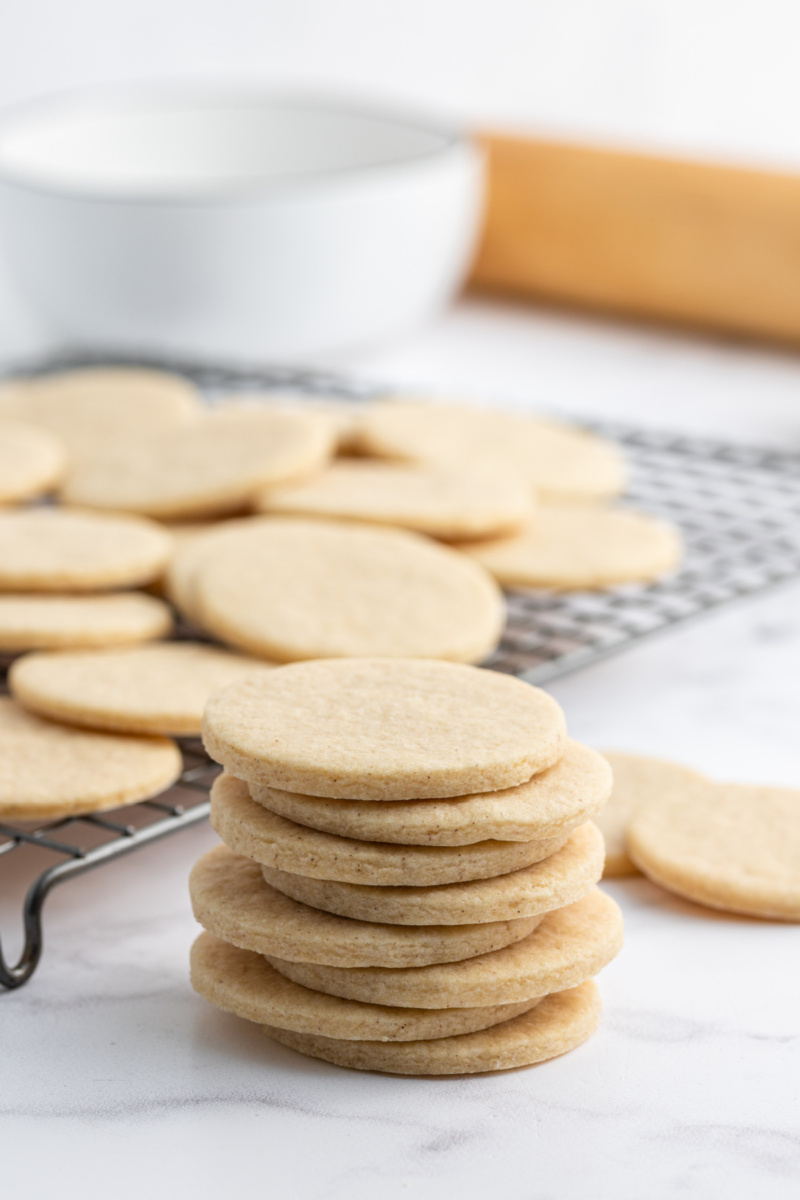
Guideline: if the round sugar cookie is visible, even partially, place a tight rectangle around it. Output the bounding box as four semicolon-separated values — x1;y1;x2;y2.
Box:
0;509;173;592
267;887;622;1007
0;419;66;502
461;506;683;590
359;401;626;502
0;592;173;652
265;980;601;1074
262;821;604;924
0;696;182;820
193;518;505;663
190;846;542;968
163;517;266;624
9;643;273;737
627;781;800;920
251;739;611;846
0;367;200;458
598;751;709;877
248;394;367;453
202;659;567;800
256;459;533;541
209;773;567;886
62;406;335;519
191;932;540;1042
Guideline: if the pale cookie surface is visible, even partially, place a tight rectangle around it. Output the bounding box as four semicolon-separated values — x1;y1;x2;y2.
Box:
190;846;542;968
627;781;800;920
262;821;605;924
0;368;199;458
251;739;611;846
63;406;335;519
193;518;505;663
0;592;172;652
163;517;265;624
191;932;540;1042
359;401;626;502
203;659;567;800
265;980;601;1074
9;643;272;737
211;773;567;886
461;505;683;590
598;751;709;877
0;696;181;820
0;509;173;592
257;459;533;541
267;888;621;1008
0;419;66;503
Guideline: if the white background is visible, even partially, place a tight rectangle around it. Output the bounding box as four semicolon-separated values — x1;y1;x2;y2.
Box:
2;0;800;167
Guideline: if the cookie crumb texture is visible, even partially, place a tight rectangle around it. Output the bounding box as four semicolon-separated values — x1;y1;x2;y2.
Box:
0;509;172;592
0;696;181;820
202;658;567;799
627;782;800;920
192;517;505;664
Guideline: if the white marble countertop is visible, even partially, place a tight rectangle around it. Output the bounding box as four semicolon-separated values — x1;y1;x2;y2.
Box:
3;298;800;1200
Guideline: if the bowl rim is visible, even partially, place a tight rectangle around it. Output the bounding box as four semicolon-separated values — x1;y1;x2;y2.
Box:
0;81;479;207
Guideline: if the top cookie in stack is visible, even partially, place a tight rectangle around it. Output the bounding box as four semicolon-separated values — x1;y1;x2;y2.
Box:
193;658;622;1075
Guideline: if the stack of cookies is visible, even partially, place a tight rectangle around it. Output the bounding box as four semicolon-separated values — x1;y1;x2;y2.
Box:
191;658;623;1075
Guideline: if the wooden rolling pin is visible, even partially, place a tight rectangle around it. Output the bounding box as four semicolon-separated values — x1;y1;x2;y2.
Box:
470;132;800;345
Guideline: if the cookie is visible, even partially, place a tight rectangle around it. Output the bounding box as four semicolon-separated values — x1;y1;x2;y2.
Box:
250;394;367;453
0;509;173;592
192;518;505;663
598;751;709;877
265;980;601;1074
0;367;200;458
256;459;533;541
209;774;566;887
163;517;263;625
250;739;611;846
9;643;273;737
203;659;567;800
190;846;542;968
266;887;621;1008
191;932;540;1042
0;592;172;652
62;406;335;519
0;696;182;820
461;505;683;590
0;419;66;503
262;821;604;924
627;781;800;920
359;400;626;502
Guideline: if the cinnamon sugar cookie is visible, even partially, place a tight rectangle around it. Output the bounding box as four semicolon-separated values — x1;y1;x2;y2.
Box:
628;780;800;920
0;509;172;592
10;642;272;736
461;505;682;590
203;659;566;800
251;740;611;846
262;822;604;925
191;932;541;1042
210;774;566;886
265;980;601;1074
360;401;625;502
190;846;542;968
193;518;505;663
0;696;181;820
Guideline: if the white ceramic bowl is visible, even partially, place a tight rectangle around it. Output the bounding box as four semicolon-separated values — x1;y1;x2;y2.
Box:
0;85;483;361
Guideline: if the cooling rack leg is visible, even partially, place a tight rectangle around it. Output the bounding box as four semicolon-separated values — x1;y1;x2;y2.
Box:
0;874;49;989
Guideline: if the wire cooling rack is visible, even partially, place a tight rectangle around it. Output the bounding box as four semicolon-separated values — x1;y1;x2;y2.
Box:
0;739;220;988
2;354;800;988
